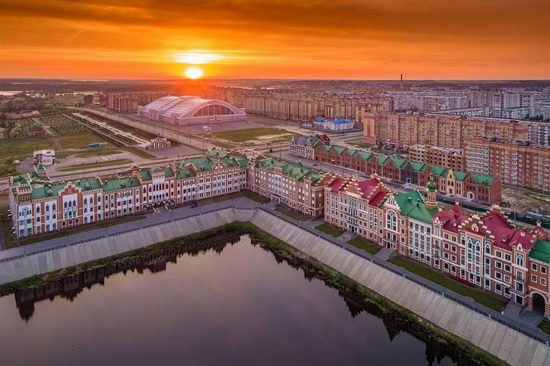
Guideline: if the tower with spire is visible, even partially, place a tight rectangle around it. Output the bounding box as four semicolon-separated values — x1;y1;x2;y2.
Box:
425;175;438;210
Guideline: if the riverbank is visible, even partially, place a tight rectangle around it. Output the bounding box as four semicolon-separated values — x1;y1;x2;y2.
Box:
0;222;505;365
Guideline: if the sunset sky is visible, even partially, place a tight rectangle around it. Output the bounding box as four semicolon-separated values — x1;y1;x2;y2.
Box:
1;0;549;80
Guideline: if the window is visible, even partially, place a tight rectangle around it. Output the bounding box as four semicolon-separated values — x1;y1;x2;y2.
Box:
531;275;537;283
532;263;538;271
386;211;397;231
516;254;524;267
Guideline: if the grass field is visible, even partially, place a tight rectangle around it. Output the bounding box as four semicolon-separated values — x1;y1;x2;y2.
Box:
538;319;550;335
57;159;132;172
208;127;293;143
315;223;344;238
388;256;507;311
346;139;372;149
0;111;117;178
347;238;381;255
122;146;157;159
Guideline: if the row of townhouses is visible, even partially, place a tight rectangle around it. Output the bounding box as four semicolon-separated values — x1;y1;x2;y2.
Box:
8;150;550;316
324;175;550;316
9;154;249;238
289;136;501;204
9;152;335;238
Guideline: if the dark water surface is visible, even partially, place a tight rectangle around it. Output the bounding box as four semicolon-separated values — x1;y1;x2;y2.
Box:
0;235;456;366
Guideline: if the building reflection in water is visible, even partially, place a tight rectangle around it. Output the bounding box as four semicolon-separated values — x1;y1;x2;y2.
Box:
15;231;242;321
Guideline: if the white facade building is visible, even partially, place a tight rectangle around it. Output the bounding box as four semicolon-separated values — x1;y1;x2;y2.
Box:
138;96;246;125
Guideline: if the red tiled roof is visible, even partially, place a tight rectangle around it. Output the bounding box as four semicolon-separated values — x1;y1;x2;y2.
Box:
434;203;469;233
481;211;536;250
369;191;388;207
329;178;348;192
357;179;379;198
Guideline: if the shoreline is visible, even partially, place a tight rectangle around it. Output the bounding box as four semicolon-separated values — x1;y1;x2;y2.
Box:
0;222;506;366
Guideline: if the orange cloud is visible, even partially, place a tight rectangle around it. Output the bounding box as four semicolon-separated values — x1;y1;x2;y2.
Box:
0;0;549;79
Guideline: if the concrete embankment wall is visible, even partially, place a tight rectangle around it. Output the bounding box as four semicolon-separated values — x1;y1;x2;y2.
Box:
0;208;243;285
250;210;549;366
0;206;548;365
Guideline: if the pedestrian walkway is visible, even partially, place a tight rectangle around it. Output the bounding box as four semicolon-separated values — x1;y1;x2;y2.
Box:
505;302;545;328
374;247;393;260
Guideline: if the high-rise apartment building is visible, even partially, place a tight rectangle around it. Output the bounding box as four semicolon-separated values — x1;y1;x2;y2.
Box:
361;112;529;148
465;139;550;192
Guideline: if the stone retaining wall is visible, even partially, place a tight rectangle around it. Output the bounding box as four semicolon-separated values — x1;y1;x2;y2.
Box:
0;207;548;365
250;209;549;366
0;208;237;285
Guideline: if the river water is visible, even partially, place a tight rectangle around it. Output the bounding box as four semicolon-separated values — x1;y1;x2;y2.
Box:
0;234;456;366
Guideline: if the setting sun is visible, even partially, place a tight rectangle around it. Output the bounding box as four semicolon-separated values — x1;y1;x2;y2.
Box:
184;66;204;79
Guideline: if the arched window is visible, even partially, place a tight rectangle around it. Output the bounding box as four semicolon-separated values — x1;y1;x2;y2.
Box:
517;254;524;267
386;211;397;231
193;104;234;117
84;198;87;205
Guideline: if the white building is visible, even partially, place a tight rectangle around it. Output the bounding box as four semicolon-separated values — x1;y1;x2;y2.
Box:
138;96;246;125
33;150;55;166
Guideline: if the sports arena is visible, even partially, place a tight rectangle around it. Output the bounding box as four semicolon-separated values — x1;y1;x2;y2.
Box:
138;96;246;125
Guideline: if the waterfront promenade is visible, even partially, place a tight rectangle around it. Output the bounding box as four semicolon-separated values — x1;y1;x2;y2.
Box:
0;197;549;365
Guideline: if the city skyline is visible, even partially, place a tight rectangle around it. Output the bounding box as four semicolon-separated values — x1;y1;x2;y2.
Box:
1;0;550;79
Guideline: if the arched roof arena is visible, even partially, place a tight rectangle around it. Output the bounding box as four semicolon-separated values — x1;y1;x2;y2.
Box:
139;96;246;125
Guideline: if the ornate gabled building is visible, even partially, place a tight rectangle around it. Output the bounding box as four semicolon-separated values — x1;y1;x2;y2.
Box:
9;154;249;238
383;189;439;264
324;175;389;243
323;174;550;316
289;134;330;160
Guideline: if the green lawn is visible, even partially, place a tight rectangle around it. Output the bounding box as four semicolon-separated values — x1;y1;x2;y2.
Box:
240;189;271;204
209;127;293;143
388;256;507;312
74;148;123;158
346;139;372;149
122;146;157;159
538;319;550;335
347;238;381;255
275;206;309;221
0;158;20;177
315;223;344;238
57;159;132;172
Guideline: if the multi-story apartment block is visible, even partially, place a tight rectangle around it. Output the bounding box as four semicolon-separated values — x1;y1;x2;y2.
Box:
527;121;550;147
289;134;330;160
465;138;550;192
247;157;334;217
407;144;464;171
9;154;249;238
240;92;392;122
324;176;550;315
361;112;529;148
106;92;169;113
312;143;501;204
